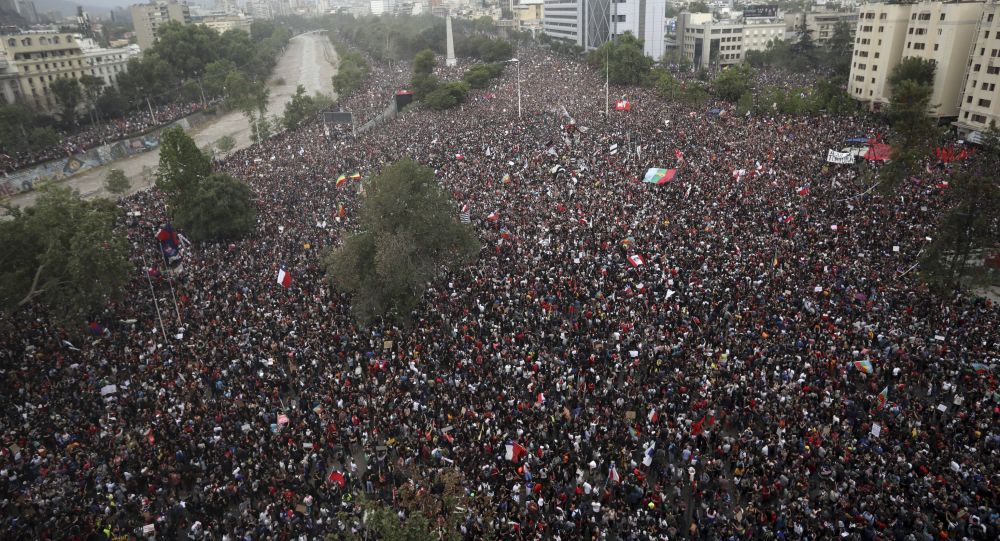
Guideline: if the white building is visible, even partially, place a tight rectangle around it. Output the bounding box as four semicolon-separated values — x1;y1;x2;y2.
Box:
77;37;138;88
957;2;1000;136
848;1;985;117
676;11;744;70
542;0;669;59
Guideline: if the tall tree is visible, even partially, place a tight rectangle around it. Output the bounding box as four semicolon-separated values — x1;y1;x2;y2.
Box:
322;159;480;324
156;126;213;199
414;48;436;76
889;57;936;89
920;131;1000;291
104;169;131;196
589;32;654;86
826;21;854;76
0;186;130;325
50;77;82;126
173;173;257;242
882;61;940;189
713;64;754;102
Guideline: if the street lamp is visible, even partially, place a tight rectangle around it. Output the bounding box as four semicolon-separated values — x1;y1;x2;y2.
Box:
507;58;521;119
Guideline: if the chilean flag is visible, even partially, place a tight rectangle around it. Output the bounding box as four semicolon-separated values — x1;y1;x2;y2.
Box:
505;441;527;462
614;100;631;111
277;267;292;288
486;211;499;222
627;254;645;267
609;463;621;484
647;408;659;423
535;392;545;407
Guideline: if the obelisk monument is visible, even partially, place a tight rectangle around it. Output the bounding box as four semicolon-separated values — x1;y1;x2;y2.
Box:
446;15;457;67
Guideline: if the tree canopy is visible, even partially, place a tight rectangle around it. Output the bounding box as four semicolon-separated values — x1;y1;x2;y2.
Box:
588;32;654;86
0;186;130;325
156;126;213;199
173;173;257;242
882;61;940;189
323;159;480;324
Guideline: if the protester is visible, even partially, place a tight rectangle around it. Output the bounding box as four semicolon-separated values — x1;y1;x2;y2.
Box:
1;44;997;541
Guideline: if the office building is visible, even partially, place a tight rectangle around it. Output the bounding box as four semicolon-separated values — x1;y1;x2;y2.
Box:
542;0;668;59
0;31;87;110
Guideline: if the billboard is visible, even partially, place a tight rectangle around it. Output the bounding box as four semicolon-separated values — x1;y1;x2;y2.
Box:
744;5;778;18
323;111;354;125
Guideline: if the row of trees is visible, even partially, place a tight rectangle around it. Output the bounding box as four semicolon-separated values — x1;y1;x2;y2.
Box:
0;20;291;160
332;46;370;98
410;49;507;111
745;21;854;76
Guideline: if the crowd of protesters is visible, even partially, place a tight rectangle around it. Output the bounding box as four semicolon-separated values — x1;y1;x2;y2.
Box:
1;42;998;541
1;100;214;176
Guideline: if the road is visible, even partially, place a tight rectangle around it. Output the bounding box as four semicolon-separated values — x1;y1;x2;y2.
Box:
6;31;338;209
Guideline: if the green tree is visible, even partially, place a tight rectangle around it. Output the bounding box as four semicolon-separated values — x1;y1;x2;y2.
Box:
462;63;504;89
888;57;936;89
173;173;257;242
713;64;754;102
152;21;220;81
882;61;940;189
322;159;480;324
95;87;128;118
203;59;237;97
50;77;82;126
283;84;323;130
689;2;711;13
414;48;436;76
589;32;654;86
425;81;470;110
826;21;854;77
920;167;1000;292
0;105;59;157
0;186;130;325
104;169;131;196
156;126;213;199
215;135;236;156
412;73;441;101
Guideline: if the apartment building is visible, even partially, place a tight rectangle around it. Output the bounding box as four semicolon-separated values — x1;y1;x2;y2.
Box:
784;8;858;45
197;14;253;34
848;1;984;118
741;19;787;54
956;2;1000;137
130;1;192;51
77;37;138;89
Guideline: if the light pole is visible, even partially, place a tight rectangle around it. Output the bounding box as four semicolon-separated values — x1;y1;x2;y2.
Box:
507;58;521;119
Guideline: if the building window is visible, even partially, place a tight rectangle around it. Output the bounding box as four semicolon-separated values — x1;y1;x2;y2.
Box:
972;113;987;123
979;98;992;107
968;95;974;103
934;44;939;51
913;43;925;50
975;64;982;72
989;14;995;23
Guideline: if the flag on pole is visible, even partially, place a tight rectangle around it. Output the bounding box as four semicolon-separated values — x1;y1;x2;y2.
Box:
505;441;527;462
627;254;645;268
642;442;655;466
647;408;659;423
609;463;621;484
277;267;292;288
854;360;873;374
876;386;888;410
335;175;347;187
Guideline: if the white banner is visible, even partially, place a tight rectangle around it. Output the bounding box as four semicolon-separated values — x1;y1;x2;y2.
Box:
826;149;855;164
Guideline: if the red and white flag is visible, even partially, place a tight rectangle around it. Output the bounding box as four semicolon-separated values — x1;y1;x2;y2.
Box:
647;408;659;423
277;268;292;288
535;392;546;407
486;211;499;222
505;441;527;462
627;254;645;268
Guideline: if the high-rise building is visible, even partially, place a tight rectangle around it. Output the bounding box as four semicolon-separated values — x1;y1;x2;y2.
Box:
956;3;1000;137
542;0;668;59
0;31;87;110
848;1;984;118
130;1;192;51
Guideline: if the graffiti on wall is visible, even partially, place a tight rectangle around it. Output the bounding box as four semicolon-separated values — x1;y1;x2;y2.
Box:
0;112;208;199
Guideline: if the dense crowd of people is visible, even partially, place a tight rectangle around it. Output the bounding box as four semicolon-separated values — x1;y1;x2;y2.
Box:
1;39;998;541
1;100;213;176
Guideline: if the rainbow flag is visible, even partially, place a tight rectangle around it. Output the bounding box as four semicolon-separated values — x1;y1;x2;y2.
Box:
336;175;347;187
350;172;362;180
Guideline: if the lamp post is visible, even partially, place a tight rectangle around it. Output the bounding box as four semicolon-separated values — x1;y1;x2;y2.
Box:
507;58;521;119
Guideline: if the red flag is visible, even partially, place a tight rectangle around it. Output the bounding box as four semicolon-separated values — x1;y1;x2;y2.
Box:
328;470;346;487
691;416;706;436
146;428;155;445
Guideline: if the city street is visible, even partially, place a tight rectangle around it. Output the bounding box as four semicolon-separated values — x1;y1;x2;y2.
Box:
6;31;338;209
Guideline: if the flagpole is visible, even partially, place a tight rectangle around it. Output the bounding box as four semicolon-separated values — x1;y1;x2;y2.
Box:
159;248;183;326
605;47;609;117
140;253;169;344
